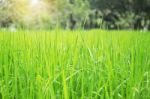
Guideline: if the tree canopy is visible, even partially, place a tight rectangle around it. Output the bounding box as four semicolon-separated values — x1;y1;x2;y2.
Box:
0;0;150;30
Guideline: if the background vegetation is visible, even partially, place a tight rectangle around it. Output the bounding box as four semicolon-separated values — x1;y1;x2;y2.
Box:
0;0;150;30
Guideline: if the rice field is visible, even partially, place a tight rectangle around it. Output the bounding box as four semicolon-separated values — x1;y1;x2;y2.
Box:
0;30;150;99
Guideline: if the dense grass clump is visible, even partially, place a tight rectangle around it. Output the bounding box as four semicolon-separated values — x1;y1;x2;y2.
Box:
0;30;150;99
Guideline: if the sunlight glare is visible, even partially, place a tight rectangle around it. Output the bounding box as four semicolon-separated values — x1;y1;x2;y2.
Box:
30;0;40;6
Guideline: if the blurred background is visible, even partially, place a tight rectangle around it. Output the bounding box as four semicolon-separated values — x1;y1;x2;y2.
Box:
0;0;150;30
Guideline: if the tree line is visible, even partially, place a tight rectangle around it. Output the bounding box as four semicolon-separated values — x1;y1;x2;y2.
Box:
0;0;150;30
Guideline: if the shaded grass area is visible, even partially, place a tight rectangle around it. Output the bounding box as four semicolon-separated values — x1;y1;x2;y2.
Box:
0;30;150;99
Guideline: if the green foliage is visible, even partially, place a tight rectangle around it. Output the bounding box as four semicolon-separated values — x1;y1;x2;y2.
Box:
0;0;150;29
54;0;90;29
115;11;137;29
0;30;150;98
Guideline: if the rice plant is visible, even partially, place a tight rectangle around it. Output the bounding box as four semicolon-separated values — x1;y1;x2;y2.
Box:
0;30;150;99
